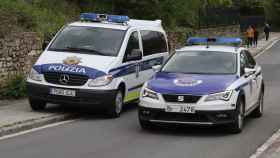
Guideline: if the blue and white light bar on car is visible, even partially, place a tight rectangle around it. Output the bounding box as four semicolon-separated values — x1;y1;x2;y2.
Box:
80;13;129;23
187;37;242;46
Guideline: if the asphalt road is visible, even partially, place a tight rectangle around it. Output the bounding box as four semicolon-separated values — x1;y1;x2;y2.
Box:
1;42;280;158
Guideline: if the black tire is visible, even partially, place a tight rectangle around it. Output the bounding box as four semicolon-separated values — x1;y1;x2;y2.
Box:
229;97;245;134
29;98;47;111
139;118;153;130
107;90;123;118
251;90;264;118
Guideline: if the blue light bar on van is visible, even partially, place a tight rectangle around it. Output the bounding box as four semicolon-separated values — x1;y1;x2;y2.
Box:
187;37;242;46
108;15;129;23
80;13;129;23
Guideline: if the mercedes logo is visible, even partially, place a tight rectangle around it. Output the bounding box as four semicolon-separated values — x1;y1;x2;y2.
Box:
59;74;70;84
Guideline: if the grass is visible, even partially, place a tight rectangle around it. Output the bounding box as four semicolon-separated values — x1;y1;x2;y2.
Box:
1;74;27;99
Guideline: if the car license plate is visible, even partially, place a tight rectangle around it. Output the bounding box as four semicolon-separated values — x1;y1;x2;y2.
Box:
50;88;76;97
165;105;196;113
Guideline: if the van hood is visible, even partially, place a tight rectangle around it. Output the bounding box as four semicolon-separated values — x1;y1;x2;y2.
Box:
34;51;117;79
147;72;239;96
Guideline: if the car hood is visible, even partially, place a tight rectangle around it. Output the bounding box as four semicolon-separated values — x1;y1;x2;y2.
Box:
147;72;239;96
33;51;117;79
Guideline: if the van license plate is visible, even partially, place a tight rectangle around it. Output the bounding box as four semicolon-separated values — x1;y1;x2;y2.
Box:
50;88;76;97
165;105;195;113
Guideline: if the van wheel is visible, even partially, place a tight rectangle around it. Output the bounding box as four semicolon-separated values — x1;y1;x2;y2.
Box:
107;90;123;118
29;98;46;111
229;97;245;134
251;90;264;118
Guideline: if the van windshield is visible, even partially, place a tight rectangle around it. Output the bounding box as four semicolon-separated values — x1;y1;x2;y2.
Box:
48;26;126;56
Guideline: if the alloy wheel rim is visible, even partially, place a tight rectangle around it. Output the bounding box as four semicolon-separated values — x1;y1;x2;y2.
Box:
259;94;264;113
115;92;123;114
238;103;244;129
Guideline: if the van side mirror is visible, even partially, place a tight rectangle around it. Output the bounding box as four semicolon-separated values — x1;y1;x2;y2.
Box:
125;49;142;62
244;68;256;77
42;41;50;50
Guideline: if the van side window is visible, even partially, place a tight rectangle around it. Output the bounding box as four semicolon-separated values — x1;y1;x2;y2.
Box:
141;31;167;56
123;31;140;62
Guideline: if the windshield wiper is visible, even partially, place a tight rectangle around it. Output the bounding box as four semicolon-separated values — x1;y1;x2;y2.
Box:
65;47;106;56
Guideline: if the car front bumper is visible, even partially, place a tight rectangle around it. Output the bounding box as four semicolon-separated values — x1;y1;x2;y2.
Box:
27;82;116;108
138;106;238;126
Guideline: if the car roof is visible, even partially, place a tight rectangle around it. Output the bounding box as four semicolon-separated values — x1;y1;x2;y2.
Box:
69;19;164;31
177;45;246;54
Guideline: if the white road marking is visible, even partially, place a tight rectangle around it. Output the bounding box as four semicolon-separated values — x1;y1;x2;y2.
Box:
255;39;280;58
249;129;280;158
0;119;77;141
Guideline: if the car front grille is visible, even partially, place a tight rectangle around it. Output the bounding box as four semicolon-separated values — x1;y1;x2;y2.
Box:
44;72;89;86
162;94;201;103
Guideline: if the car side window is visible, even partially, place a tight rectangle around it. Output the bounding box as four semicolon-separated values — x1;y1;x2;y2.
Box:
123;31;140;62
240;52;247;76
244;50;256;68
141;30;167;56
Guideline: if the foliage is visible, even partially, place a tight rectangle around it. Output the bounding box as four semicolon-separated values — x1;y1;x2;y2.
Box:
0;0;80;39
2;74;27;99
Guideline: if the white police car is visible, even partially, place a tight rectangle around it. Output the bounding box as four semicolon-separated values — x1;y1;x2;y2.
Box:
138;37;264;133
27;13;169;118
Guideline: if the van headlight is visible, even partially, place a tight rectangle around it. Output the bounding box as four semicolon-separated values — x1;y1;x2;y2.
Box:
28;68;43;81
88;75;113;87
205;90;233;102
142;88;159;100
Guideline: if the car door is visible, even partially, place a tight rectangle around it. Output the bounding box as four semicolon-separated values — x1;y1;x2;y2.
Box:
244;50;260;104
240;51;255;111
122;30;143;102
139;30;168;84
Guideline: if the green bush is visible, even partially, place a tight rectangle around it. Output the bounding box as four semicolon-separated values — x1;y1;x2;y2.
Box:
2;75;27;99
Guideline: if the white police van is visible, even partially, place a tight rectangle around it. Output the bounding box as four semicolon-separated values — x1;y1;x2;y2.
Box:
139;37;264;133
27;13;169;118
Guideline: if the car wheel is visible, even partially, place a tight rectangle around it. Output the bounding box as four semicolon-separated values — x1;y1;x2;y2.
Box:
251;90;264;118
229;98;245;134
107;90;123;118
29;98;47;111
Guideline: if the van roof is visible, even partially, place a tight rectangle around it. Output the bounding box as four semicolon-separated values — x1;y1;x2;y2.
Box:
69;19;163;31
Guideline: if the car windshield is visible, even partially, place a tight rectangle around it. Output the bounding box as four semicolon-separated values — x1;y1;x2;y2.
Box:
48;26;126;56
162;51;237;74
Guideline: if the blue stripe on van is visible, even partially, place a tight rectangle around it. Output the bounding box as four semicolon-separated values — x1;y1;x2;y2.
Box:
109;57;164;78
33;64;106;79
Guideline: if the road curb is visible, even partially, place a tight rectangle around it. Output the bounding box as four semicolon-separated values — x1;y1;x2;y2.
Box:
0;113;77;137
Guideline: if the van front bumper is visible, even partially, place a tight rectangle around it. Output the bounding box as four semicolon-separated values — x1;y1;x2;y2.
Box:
27;82;116;107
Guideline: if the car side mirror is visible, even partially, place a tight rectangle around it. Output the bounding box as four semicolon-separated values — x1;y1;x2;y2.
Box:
152;65;161;72
244;68;256;77
126;49;142;62
42;41;50;50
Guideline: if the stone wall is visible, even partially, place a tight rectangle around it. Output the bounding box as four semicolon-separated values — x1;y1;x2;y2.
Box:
0;32;42;87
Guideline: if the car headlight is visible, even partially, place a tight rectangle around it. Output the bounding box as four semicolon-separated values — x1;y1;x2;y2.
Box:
88;75;113;87
205;90;233;102
142;88;159;100
28;68;43;81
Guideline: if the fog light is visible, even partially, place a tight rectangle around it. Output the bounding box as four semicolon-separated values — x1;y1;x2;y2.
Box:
142;110;151;115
